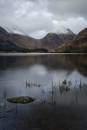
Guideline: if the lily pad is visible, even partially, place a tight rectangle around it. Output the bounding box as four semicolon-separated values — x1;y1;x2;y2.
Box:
7;96;35;104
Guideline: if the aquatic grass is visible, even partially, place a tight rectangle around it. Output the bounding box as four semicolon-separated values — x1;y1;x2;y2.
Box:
26;80;42;88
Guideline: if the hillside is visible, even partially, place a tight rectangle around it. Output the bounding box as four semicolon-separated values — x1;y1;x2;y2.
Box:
0;27;8;35
56;28;87;53
0;26;75;52
40;28;75;50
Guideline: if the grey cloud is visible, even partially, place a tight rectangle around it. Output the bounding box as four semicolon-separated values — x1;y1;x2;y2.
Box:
47;0;87;18
0;0;87;38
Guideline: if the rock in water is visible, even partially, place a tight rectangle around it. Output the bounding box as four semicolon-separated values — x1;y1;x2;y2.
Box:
7;96;35;104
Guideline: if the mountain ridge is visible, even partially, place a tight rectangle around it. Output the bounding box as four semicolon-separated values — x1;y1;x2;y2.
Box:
0;26;75;52
2;26;87;53
56;28;87;53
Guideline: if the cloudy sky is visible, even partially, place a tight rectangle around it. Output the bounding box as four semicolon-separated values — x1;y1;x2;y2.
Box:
0;0;87;38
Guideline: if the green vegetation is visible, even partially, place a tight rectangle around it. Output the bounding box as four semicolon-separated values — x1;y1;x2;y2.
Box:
56;43;87;53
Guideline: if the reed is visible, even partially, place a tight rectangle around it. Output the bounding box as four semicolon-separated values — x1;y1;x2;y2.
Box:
26;80;42;88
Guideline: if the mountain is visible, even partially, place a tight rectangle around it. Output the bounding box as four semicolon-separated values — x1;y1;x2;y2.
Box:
56;28;87;53
78;28;87;36
0;26;75;52
40;28;75;50
0;27;39;52
0;26;8;35
56;28;75;45
41;33;62;50
41;31;75;51
58;33;75;43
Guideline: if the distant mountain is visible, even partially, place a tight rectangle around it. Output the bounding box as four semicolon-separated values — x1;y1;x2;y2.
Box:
66;28;75;35
0;27;39;52
41;31;75;51
56;28;75;44
58;33;75;43
78;28;87;37
41;33;62;50
0;26;8;35
0;26;75;52
56;28;87;53
40;28;75;50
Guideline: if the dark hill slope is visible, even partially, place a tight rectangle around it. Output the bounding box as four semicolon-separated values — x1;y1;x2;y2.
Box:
56;28;87;53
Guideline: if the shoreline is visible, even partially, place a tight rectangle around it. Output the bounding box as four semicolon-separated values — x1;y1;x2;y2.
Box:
0;52;87;56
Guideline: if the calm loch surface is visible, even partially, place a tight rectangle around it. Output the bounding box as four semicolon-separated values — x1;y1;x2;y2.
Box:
0;54;87;130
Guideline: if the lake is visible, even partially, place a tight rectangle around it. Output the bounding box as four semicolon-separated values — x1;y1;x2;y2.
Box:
0;54;87;130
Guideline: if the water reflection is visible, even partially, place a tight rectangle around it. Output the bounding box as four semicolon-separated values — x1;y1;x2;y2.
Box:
0;54;87;130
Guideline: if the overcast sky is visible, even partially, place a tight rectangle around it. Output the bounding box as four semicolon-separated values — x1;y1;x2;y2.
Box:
0;0;87;38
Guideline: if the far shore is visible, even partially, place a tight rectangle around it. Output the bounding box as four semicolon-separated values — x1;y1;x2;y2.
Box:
0;52;87;56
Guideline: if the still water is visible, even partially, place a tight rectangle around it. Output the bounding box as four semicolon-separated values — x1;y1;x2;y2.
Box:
0;54;87;130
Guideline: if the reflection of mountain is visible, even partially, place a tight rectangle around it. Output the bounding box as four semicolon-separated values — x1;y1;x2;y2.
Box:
0;54;87;77
66;55;87;76
0;55;73;71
